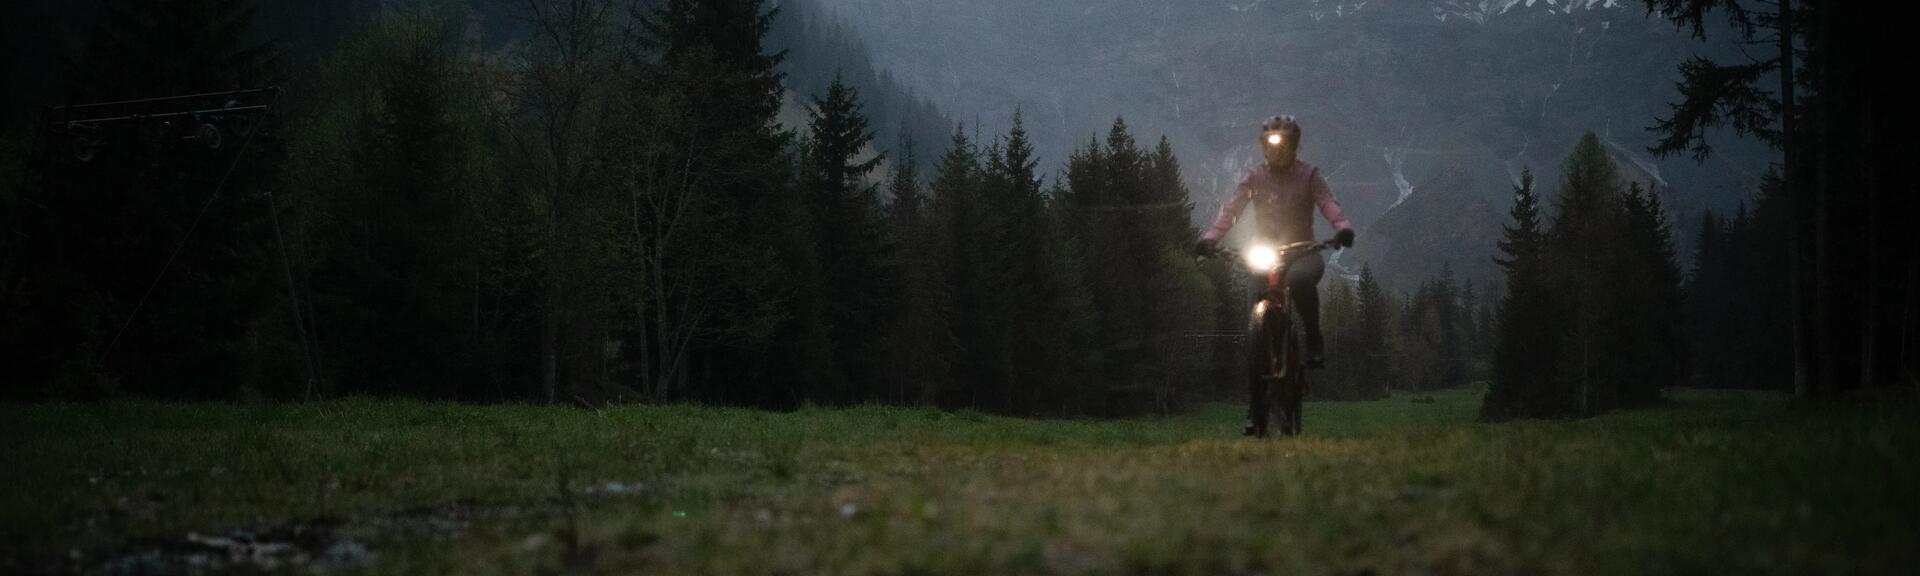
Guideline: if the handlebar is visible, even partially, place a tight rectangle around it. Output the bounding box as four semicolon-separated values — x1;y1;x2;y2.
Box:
1199;239;1339;265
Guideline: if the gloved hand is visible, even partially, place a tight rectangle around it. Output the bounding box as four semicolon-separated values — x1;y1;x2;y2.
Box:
1334;228;1355;248
1194;238;1220;257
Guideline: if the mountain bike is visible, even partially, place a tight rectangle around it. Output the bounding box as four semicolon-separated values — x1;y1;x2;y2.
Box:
1204;239;1337;438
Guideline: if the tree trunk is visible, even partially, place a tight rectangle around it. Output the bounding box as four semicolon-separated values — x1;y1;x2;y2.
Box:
1579;332;1590;417
1845;1;1904;392
636;294;652;398
1860;102;1879;390
1906;19;1920;393
1896;257;1912;389
674;347;690;398
267;190;320;400
598;315;610;396
1809;0;1856;396
1780;0;1818;397
543;285;559;404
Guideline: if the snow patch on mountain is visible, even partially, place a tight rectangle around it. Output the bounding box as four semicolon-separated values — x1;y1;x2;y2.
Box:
1600;124;1669;189
1383;140;1417;211
1425;0;1624;23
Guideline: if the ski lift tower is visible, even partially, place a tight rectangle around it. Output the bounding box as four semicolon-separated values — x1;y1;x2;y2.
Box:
39;87;320;396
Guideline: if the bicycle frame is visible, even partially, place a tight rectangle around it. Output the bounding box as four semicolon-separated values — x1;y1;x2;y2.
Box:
1217;240;1326;437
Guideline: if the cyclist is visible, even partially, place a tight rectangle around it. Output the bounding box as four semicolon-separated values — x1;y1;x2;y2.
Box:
1194;115;1355;368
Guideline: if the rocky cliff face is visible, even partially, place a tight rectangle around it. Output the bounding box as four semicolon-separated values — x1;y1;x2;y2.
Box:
1337;164;1503;293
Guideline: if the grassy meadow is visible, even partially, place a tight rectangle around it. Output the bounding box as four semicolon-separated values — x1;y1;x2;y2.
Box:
3;386;1915;574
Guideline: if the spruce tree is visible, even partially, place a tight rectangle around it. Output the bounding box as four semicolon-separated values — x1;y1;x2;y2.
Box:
994;111;1070;413
1613;183;1689;403
630;0;824;406
1733;172;1794;389
882;134;956;403
1318;276;1366;399
926;126;985;407
1546;132;1623;415
1472;285;1499;376
285;8;526;399
1144;136;1195;246
1141;134;1215;410
1052;118;1195;412
1399;269;1464;392
1355;265;1392;399
1460;280;1485;372
1093;118;1159;407
1687;209;1725;386
1044;178;1108;412
1687;172;1796;391
804;72;892;401
1435;262;1464;389
955;134;1023;410
1486;134;1687;418
1483;168;1566;420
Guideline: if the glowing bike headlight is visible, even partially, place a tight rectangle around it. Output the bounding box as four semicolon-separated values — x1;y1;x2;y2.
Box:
1245;245;1279;272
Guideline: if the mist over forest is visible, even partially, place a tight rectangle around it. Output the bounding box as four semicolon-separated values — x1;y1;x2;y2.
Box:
3;1;1783;295
827;1;1776;279
4;0;1876;396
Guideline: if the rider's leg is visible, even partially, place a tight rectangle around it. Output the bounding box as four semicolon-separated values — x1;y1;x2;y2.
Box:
1245;274;1267;434
1286;252;1327;367
1246;355;1267;435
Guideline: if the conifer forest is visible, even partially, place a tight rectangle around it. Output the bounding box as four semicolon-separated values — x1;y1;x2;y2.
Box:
1;1;1913;573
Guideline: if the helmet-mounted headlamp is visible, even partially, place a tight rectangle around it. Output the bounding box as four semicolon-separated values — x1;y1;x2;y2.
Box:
1260;115;1300;147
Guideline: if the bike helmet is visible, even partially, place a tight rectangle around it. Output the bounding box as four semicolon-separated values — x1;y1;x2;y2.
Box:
1261;115;1300;146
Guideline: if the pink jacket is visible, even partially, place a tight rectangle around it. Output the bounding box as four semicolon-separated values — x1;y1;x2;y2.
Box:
1201;160;1351;244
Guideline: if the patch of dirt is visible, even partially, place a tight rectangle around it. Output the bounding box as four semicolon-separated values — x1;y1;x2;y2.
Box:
83;500;488;575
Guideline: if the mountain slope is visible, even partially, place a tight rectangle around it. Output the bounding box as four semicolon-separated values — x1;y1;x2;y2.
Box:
814;0;1771;290
1339;164;1503;294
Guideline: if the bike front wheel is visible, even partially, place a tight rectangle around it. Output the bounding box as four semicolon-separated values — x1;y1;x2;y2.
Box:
1248;301;1306;437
